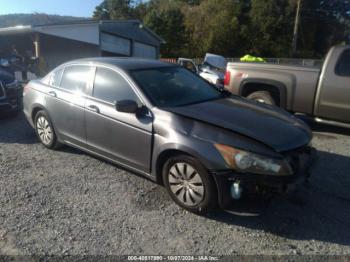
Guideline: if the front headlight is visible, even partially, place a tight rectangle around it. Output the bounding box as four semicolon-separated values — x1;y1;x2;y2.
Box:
215;144;293;176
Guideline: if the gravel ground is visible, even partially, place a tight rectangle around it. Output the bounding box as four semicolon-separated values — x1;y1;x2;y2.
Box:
0;113;350;256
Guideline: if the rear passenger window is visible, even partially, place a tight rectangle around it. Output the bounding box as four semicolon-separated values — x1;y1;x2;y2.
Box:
93;67;138;104
48;68;64;87
335;50;350;77
60;65;91;93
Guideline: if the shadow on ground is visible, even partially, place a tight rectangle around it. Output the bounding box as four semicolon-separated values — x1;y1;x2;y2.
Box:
0;112;37;144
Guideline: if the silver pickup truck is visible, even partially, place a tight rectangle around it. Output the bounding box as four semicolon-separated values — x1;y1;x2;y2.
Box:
224;45;350;128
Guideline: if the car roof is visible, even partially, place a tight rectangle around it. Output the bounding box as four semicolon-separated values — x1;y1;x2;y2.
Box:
65;57;175;71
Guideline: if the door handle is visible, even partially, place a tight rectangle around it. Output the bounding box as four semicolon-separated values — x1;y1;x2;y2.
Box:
87;105;100;113
48;91;57;97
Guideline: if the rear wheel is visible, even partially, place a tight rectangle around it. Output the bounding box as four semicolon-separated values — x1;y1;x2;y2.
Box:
162;155;217;214
247;91;276;105
34;110;60;149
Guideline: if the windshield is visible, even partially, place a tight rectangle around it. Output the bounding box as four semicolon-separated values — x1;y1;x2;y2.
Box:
130;66;223;107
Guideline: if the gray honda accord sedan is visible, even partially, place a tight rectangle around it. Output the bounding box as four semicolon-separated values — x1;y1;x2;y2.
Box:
23;58;316;213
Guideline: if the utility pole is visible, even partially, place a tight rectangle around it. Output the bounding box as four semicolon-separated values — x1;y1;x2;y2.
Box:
292;0;302;54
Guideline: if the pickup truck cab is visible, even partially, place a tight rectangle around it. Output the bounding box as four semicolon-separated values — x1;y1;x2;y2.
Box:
224;45;350;128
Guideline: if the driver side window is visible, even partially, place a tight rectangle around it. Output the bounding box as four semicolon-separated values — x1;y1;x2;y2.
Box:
93;67;139;104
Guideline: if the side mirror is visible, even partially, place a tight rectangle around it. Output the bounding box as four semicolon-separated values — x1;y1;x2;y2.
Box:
115;100;138;113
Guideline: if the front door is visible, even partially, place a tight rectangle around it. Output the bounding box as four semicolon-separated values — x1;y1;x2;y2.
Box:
85;66;153;173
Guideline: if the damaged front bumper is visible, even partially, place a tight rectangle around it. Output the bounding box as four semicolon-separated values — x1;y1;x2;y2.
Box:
212;146;317;208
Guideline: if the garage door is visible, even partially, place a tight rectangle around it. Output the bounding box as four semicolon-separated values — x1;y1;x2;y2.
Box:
133;42;156;59
100;33;131;56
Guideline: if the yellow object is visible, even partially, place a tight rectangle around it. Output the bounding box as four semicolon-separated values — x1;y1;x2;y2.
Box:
240;54;265;62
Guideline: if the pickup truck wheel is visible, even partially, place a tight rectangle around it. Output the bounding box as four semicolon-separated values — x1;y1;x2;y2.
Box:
34;110;61;149
247;91;276;106
162;155;218;214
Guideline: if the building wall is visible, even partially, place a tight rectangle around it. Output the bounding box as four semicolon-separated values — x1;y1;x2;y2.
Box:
40;34;100;72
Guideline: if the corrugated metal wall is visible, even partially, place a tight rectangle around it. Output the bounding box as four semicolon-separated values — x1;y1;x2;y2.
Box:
100;33;131;56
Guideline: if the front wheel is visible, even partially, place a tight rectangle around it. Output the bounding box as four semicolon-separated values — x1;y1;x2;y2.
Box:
162;155;218;214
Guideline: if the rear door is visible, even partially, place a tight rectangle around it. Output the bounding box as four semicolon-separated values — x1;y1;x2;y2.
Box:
45;64;93;146
316;48;350;123
84;66;153;173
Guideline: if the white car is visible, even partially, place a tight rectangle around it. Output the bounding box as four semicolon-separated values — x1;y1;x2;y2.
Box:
178;53;227;88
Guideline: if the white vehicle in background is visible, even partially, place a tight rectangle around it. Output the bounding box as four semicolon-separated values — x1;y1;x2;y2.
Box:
178;53;227;88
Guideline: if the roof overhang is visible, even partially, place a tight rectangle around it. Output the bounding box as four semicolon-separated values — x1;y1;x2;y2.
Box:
0;20;165;45
34;23;99;45
0;25;33;35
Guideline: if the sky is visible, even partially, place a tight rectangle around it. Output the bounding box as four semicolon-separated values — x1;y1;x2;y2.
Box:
0;0;103;17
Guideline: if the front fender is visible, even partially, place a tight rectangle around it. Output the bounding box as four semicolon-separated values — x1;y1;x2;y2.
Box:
151;134;227;179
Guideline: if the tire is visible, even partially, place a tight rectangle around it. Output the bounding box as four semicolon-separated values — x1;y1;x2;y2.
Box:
34;110;61;149
162;155;218;214
247;91;276;105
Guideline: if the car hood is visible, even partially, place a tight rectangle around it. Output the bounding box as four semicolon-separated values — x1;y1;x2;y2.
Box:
164;97;312;152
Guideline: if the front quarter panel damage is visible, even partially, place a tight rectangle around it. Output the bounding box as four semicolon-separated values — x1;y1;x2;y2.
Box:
150;108;280;178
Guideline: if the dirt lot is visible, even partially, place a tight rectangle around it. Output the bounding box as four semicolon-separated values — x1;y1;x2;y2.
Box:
1;113;350;256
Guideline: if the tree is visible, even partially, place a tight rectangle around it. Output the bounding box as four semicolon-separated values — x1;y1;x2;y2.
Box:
91;0;349;58
93;0;135;20
144;1;188;57
178;0;202;5
296;0;349;57
183;0;244;57
243;0;294;57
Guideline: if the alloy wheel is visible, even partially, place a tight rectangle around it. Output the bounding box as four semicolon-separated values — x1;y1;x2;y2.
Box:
36;116;53;145
168;162;205;207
